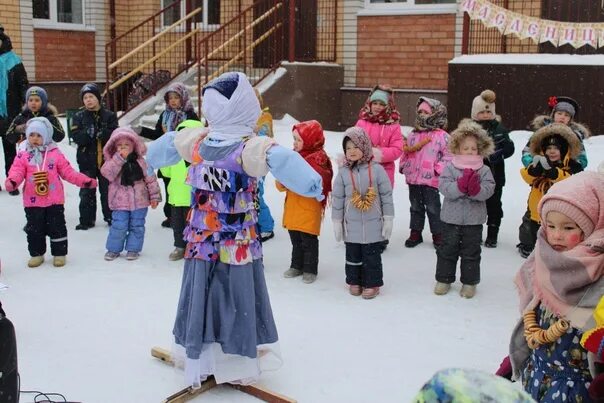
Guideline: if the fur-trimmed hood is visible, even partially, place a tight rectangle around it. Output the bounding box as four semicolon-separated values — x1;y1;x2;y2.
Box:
103;128;147;161
449;119;494;158
530;114;591;140
529;123;581;159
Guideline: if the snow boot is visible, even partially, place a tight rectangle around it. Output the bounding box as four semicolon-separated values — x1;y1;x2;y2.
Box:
126;251;140;261
517;243;532;259
104;251;120;261
302;273;317;284
169;247;185;261
404;230;423;248
161;218;171;228
75;222;95;230
460;284;477;299
27;256;44;268
434;282;451;296
8;189;19;196
349;285;362;296
362;287;380;299
484;225;499;248
260;231;275;242
53;256;66;267
283;268;302;278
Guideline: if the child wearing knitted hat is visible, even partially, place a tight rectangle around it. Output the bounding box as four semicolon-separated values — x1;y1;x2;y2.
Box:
399;96;451;248
4;117;97;268
517;123;583;258
70;83;119;230
332;127;394;299
434;120;495;298
523;95;590;169
508;169;604;402
469;89;515;248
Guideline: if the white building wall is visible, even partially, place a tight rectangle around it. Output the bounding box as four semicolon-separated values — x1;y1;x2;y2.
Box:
19;0;35;80
342;0;364;87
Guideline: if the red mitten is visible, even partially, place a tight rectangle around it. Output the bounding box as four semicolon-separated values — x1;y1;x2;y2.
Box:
495;356;512;380
4;179;17;192
457;168;473;194
85;179;98;189
467;171;481;196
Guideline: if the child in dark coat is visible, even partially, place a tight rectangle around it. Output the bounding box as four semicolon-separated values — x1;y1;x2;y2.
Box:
70;83;119;230
435;120;495;298
469;89;515;248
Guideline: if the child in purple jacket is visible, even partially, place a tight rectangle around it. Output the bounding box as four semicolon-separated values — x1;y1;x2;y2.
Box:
101;128;161;261
5;117;97;268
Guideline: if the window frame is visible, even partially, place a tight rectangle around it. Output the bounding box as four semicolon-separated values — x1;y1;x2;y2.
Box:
33;0;90;31
359;0;457;16
161;0;220;31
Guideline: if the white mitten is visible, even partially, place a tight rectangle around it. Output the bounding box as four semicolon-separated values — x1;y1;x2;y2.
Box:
372;147;383;163
333;219;343;242
531;154;551;170
382;216;394;239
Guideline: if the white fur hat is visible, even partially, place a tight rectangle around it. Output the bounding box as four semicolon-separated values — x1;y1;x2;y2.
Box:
471;90;496;120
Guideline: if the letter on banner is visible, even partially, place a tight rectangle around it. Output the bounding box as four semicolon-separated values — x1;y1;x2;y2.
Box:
560;24;579;48
525;18;542;43
505;14;524;38
540;22;559;46
492;10;508;34
598;25;604;49
461;0;478;15
476;2;492;22
579;25;597;48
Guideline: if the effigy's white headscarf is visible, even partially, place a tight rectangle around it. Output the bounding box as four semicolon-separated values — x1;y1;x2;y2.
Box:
202;72;261;147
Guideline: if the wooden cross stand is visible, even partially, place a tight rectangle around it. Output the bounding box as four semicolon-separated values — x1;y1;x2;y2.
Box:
151;347;297;403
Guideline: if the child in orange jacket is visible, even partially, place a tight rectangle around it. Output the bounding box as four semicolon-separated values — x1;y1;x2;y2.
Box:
277;120;333;284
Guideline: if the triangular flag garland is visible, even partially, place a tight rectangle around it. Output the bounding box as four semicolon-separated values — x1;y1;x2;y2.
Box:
461;0;604;49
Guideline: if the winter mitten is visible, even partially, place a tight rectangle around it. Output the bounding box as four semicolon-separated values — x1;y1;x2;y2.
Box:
382;216;394;239
85;179;98;188
467;172;481;196
333;220;343;242
526;163;544;177
532;155;551;170
372;147;383;163
4;179;17;192
495;356;513;380
543;167;559;180
15;124;26;134
457;168;473;194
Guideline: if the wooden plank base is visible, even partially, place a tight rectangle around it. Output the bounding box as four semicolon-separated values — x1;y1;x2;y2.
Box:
152;346;297;403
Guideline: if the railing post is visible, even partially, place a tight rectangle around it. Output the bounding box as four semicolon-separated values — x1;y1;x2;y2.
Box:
243;12;247;75
288;0;295;62
152;17;157;83
461;12;469;55
333;0;337;62
186;0;192;64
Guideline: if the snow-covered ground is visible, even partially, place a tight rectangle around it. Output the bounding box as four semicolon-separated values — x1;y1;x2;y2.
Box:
1;117;603;403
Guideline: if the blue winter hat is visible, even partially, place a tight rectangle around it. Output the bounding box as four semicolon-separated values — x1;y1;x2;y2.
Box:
26;86;48;110
369;89;389;105
26;117;53;145
80;83;102;104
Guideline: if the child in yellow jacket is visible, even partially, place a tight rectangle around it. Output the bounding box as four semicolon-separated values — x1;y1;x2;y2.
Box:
277;120;333;284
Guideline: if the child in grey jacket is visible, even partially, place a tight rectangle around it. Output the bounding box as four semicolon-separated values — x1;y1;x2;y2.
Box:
332;127;394;299
435;120;496;298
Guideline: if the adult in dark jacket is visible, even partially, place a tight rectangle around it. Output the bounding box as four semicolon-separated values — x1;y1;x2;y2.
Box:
71;83;118;230
5;86;65;145
0;301;18;402
0;26;28;190
469;90;515;248
139;82;198;227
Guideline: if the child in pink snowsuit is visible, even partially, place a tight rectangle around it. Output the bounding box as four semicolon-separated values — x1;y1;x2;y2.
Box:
399;96;451;249
5;117;97;268
355;85;404;187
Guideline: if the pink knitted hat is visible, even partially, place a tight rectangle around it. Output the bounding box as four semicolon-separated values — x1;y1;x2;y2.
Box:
539;171;604;238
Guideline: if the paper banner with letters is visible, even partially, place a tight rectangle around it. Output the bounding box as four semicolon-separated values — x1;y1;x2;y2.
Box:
460;0;604;49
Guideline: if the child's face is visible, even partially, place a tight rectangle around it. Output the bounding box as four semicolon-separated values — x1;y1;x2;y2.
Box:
345;140;363;162
83;93;100;111
476;110;494;121
116;139;134;157
417;109;430;117
27;95;42;112
292;130;303;152
545;211;584;252
553;111;571;125
28;133;43;146
370;101;386;115
545;145;561;162
168;92;182;109
459;136;478;156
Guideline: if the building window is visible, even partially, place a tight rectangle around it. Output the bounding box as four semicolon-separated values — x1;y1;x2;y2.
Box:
162;0;220;28
33;0;83;25
362;0;456;15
